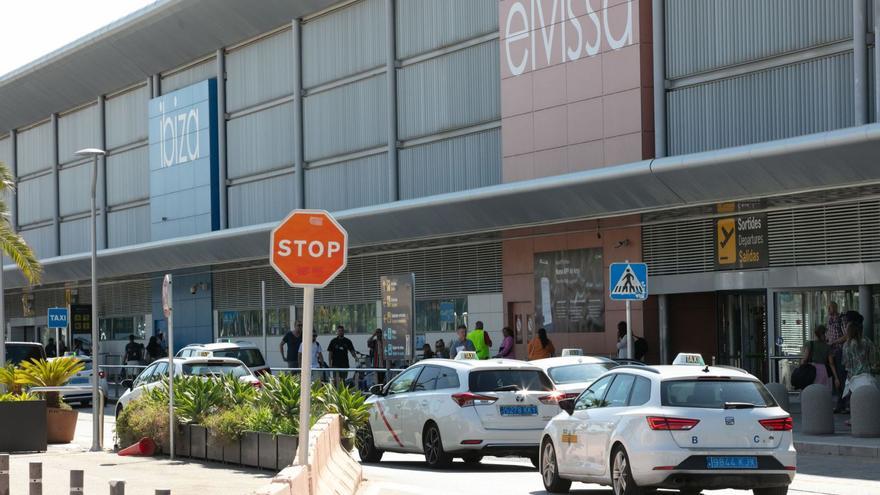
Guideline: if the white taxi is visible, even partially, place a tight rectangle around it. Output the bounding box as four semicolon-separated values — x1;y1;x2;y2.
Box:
358;353;560;469
540;354;796;495
531;355;618;398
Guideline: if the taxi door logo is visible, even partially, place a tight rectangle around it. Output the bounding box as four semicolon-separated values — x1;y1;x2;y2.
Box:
561;429;578;444
716;218;736;266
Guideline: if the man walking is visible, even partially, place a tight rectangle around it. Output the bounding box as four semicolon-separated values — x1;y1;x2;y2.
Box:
280;322;303;371
328;325;357;385
450;325;476;358
467;321;492;359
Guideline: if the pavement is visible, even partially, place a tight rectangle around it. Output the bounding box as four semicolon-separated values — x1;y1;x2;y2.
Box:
5;404;273;495
788;395;880;458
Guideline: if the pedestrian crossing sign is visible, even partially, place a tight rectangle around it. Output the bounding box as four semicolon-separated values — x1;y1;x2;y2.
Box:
609;263;648;301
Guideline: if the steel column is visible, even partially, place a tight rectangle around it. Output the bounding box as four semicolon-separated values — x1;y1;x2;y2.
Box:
652;0;667;157
292;19;305;209
97;96;108;249
51;113;60;257
855;0;868;125
216;48;229;229
658;294;669;364
9;129;16;232
859;285;873;340
385;0;399;201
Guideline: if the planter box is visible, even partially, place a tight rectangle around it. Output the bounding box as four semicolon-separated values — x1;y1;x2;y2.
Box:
175;424;191;458
206;430;224;462
223;437;241;465
190;425;207;460
0;400;47;452
277;434;298;468
240;431;259;467
258;432;277;471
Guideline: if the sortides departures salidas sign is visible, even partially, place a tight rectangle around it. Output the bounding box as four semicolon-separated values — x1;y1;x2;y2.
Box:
715;202;769;270
504;0;634;76
148;79;220;241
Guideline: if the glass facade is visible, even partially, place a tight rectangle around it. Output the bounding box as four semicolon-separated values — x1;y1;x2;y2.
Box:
219;307;291;338
415;298;467;333
99;315;147;341
775;289;860;357
313;303;377;335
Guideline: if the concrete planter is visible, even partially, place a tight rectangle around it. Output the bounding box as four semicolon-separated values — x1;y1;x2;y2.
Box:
277;434;298;468
241;431;260;467
206;429;224;461
175;423;191;457
258;432;277;471
190;425;207;460
0;400;47;452
223;436;241;464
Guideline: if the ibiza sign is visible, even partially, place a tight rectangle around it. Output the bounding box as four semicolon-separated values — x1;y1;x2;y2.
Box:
504;0;634;76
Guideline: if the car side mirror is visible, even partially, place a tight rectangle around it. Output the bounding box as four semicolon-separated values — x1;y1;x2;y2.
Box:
121;379;134;390
369;384;384;396
559;398;575;415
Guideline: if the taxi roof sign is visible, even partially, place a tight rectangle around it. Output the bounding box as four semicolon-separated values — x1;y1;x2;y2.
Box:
561;348;583;357
673;353;706;366
454;351;478;361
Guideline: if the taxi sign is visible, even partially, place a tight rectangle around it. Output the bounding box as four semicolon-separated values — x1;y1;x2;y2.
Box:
561;348;583;357
673;353;706;366
454;351;478;361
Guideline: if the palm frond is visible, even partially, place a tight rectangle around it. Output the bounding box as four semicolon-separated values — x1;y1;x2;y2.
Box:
0;162;14;192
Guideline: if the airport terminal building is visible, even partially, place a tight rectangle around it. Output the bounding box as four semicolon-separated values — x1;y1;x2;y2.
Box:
0;0;879;378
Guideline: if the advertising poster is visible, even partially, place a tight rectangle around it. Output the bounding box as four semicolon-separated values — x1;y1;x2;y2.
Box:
381;273;415;362
533;248;604;333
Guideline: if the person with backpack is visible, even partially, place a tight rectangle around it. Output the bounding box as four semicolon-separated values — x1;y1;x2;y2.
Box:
467;321;493;360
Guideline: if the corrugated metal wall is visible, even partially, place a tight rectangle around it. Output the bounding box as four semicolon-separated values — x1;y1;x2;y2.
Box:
226;30;294;113
304;153;390;211
395;0;497;59
16;122;52;176
107;147;149;206
227;174;296;228
0;136;9;168
105;85;148;150
18;174;53;225
227;102;294;179
57;105;98;164
668;52;854;155
108;206;150;248
161;58;217;94
60;217;90;255
19;225;54;260
58;162;92;216
665;0;852;79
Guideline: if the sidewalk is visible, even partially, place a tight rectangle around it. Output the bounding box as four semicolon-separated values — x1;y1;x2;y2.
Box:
790;397;879;459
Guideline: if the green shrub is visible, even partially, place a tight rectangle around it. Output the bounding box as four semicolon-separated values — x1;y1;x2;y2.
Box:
220;374;258;407
203;404;251;443
116;396;170;451
322;382;369;443
0;391;38;401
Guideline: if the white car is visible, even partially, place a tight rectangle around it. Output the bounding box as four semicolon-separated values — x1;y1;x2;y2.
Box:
540;354;796;495
531;356;618;398
53;356;109;407
358;356;560;468
176;341;270;375
115;357;260;417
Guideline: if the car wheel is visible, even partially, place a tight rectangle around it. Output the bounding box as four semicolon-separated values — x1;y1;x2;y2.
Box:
753;488;788;495
461;454;483;465
356;425;383;463
541;439;571;494
422;423;452;469
611;446;643;495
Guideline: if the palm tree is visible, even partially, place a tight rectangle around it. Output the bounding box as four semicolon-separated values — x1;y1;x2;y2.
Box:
0;161;41;284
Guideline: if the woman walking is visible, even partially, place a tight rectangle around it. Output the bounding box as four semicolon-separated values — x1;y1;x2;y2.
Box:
495;327;515;358
841;312;879;412
528;328;555;360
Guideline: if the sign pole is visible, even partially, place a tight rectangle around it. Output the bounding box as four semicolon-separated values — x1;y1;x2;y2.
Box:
162;274;175;461
261;281;267;360
626;300;633;360
297;286;314;467
55;327;60;357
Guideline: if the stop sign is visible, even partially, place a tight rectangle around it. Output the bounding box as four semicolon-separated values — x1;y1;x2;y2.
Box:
270;209;348;288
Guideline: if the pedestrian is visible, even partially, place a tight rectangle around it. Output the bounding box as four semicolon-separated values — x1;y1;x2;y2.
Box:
46;338;57;358
328;325;357;385
280;322;303;371
495;326;515;358
528;328;555;360
72;339;89;356
156;332;167;356
800;325;840;389
467;321;493;359
146;336;162;363
124;335;144;364
449;325;476;358
367;328;386;383
299;332;327;382
421;343;435;360
435;339;448;359
616;322;628;359
841;312;879;413
825;302;848;412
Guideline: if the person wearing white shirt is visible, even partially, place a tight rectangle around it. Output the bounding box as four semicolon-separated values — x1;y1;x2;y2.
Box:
299;332;327;381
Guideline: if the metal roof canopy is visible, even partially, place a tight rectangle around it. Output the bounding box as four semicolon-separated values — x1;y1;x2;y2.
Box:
0;0;338;134
4;124;880;289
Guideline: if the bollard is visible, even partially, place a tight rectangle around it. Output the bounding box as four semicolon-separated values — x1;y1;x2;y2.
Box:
801;383;834;435
765;382;790;413
70;470;83;494
0;454;8;495
29;462;42;495
109;480;125;495
851;384;880;437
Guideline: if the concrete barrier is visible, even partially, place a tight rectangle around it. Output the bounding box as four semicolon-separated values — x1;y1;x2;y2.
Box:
252;414;362;495
851;383;880;438
801;384;834;435
764;382;790;413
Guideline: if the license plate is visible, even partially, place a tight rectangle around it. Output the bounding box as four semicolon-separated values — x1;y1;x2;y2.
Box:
499;405;538;416
706;456;758;469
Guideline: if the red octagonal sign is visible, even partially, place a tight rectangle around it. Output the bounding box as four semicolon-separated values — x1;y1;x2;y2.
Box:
270;210;348;288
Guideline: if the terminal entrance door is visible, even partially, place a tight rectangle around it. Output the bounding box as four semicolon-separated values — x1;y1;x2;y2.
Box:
718;292;767;382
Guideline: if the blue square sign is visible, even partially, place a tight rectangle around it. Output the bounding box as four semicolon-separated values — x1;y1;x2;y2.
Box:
609;263;648;301
48;307;69;328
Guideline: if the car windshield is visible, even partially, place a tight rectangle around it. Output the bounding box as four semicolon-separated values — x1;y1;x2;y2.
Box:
182;363;250;379
469;369;554;392
661;379;776;409
548;363;616;384
212;348;266;368
6;345;44;366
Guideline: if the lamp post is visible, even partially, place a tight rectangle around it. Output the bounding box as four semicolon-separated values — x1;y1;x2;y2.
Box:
75;147;105;452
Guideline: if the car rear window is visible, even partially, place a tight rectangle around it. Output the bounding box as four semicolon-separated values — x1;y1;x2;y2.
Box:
7;345;45;365
548;363;616;384
182;363;250;379
469;369;554;393
661;379;776;409
213;348;265;368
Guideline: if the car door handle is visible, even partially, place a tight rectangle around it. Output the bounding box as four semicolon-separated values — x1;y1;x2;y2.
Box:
420;401;429;407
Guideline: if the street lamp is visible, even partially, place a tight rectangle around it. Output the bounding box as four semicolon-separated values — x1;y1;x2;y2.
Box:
75;147;105;452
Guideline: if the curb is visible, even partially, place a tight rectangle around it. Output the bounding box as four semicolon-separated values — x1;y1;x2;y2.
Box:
795;441;880;458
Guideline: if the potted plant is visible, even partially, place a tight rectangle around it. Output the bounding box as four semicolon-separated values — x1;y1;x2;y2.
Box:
17;357;84;444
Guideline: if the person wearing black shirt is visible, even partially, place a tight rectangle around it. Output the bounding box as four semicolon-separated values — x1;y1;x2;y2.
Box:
328;325;357;385
280;322;303;372
124;335;144;364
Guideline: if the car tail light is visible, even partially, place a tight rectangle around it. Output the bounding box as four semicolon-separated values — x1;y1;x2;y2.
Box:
451;392;497;407
646;416;700;431
784;466;797;471
98;371;106;379
759;417;793;431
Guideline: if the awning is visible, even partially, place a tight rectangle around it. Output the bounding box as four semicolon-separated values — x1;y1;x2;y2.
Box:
5;124;880;289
